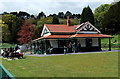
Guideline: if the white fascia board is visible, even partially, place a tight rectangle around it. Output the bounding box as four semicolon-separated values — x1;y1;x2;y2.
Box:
41;25;51;37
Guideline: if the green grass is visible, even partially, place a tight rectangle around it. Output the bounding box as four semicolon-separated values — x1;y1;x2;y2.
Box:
101;34;120;48
2;52;118;77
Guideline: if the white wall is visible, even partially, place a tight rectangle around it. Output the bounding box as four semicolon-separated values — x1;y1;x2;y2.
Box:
49;39;58;48
77;38;86;47
92;38;99;46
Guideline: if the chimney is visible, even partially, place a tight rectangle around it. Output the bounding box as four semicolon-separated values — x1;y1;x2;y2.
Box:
67;16;71;26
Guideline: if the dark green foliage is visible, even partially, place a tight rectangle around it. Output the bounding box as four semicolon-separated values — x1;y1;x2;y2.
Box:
17;11;30;19
32;27;42;40
102;1;120;34
72;14;81;19
58;12;64;18
81;6;94;25
37;11;46;19
94;4;111;29
64;11;72;19
10;12;18;16
52;16;60;24
2;14;23;43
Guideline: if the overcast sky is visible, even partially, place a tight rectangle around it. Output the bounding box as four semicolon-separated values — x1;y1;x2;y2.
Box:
0;0;113;16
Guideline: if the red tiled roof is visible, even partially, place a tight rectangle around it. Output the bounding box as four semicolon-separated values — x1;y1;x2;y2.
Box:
45;35;71;38
33;34;113;41
33;35;71;41
71;34;113;38
45;24;75;33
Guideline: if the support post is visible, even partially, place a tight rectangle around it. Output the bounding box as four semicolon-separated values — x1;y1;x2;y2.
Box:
44;39;47;55
75;39;78;53
98;38;101;51
108;38;111;51
30;42;32;54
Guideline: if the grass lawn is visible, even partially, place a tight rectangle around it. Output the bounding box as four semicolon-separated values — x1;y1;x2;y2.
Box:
101;34;120;49
1;52;118;77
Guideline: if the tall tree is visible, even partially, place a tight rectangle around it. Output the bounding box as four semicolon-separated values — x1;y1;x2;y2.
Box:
37;11;46;19
72;14;81;19
64;11;72;19
0;20;10;42
10;12;18;16
17;20;35;44
81;6;94;25
32;27;41;40
2;14;23;43
58;12;64;18
17;11;30;19
102;1;120;34
94;4;111;28
52;16;60;24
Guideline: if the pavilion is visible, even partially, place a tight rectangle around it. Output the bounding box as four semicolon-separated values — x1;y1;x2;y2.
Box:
32;16;113;54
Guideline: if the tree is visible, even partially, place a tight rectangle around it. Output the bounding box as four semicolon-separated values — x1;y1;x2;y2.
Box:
2;14;23;43
0;20;10;42
64;11;72;19
94;4;111;28
10;12;18;16
58;12;64;18
17;20;35;44
1;12;9;15
72;14;81;19
52;16;60;24
32;27;41;40
17;11;30;19
37;11;46;19
81;6;94;25
102;1;120;34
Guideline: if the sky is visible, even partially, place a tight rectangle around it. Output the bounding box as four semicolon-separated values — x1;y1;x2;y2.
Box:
0;0;114;16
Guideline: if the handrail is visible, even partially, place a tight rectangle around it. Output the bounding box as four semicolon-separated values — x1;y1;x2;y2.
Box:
0;64;15;79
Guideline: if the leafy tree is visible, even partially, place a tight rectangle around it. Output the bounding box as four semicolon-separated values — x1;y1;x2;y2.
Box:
32;27;41;40
76;14;81;19
37;11;46;19
81;6;94;25
1;12;9;15
94;4;111;28
0;20;10;42
30;15;36;18
52;16;60;24
17;11;30;19
2;14;23;43
10;12;18;16
27;17;38;25
17;20;35;44
58;12;64;18
64;11;72;19
102;1;120;34
72;14;81;19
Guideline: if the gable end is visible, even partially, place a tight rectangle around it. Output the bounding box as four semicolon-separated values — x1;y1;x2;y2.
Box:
76;22;101;34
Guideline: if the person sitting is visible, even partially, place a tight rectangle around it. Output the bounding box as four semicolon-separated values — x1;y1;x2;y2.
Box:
16;48;23;59
8;47;14;60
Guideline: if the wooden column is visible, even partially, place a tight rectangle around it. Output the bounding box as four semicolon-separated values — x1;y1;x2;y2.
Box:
75;39;78;53
98;38;101;51
44;39;47;55
58;39;59;48
33;42;35;50
108;38;111;51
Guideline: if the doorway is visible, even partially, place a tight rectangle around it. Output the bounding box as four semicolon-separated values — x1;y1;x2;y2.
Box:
86;38;92;51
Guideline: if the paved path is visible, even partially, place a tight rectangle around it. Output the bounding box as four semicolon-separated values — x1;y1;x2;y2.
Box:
25;50;120;57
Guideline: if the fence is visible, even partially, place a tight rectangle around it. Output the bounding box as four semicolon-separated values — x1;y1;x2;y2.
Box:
0;64;15;79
